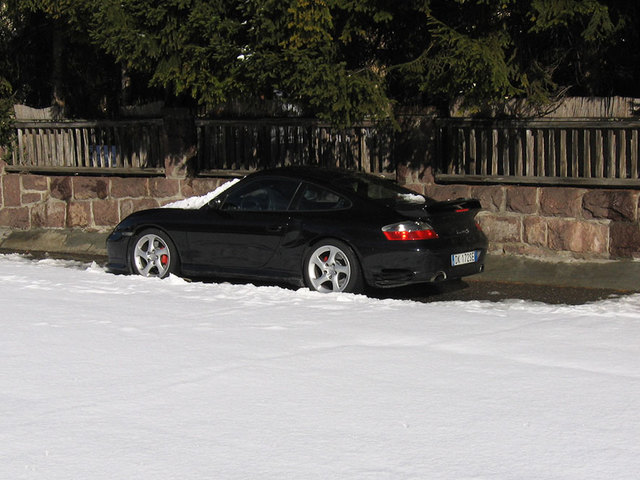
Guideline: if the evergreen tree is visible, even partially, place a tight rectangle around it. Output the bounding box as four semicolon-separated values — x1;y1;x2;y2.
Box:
394;0;621;114
240;0;392;124
2;0;125;117
2;0;639;126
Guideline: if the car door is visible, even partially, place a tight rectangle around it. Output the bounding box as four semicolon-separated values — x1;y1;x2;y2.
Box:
185;177;300;271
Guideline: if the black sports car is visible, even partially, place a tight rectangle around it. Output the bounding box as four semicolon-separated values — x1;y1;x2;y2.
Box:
106;167;487;293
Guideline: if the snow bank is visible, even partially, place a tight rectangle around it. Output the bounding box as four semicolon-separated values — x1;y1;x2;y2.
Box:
1;254;639;479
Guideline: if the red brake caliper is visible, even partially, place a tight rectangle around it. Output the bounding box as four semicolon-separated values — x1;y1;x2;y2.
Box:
160;254;169;266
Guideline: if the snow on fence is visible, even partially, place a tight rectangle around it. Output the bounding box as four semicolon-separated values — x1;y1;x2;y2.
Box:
436;118;640;187
10;120;165;175
195;119;395;176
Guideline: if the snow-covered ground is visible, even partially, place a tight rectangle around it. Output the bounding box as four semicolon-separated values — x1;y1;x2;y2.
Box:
1;254;639;480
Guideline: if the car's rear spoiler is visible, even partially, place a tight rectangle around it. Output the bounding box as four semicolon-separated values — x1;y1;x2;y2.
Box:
425;198;482;216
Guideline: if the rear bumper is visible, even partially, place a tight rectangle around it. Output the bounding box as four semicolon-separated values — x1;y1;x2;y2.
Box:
360;241;487;288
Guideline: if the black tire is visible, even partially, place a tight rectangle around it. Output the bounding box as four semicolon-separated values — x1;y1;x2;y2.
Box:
303;239;363;293
130;228;180;279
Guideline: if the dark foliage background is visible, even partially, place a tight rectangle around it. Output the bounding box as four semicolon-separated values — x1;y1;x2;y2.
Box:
1;0;639;127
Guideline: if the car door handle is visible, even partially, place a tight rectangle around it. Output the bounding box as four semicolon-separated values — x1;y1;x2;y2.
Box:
266;225;284;233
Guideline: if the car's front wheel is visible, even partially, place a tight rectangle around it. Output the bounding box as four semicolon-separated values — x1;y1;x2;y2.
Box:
304;240;363;293
130;229;179;278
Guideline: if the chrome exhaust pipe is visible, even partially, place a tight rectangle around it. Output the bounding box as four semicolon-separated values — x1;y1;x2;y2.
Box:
430;271;447;282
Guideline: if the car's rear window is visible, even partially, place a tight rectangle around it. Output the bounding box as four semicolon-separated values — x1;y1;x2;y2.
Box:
292;183;351;211
334;173;434;207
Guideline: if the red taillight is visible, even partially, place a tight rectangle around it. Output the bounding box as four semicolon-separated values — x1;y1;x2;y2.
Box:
475;222;483;231
383;229;438;241
382;221;439;241
456;208;470;213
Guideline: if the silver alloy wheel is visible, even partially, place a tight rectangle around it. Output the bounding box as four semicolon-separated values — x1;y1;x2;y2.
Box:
133;233;172;278
307;244;352;293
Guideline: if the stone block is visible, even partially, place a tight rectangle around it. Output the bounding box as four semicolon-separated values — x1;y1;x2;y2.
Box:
0;207;30;229
396;163;413;185
46;201;67;228
470;186;505;212
486;242;506;254
30;204;45;228
506;187;538;214
609;222;640;258
404;183;426;195
119;198;160;219
21;175;48;191
50;177;73;200
427;185;472;202
164;149;194;179
2;175;21;207
67;201;92;228
539;187;585;217
150;178;181;199
398;164;435;186
582;190;638;222
420;166;436;185
92;199;120;227
180;178;223;198
476;213;521;243
110;177;149;198
501;243;551;257
523;216;547;247
21;192;43;205
73;177;108;200
547;219;608;254
31;201;66;228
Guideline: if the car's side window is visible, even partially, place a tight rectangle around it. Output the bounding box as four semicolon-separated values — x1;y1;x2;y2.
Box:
292;183;351;211
222;178;300;212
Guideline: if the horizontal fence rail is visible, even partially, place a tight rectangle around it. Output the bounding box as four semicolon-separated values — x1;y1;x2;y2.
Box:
436;119;640;187
195;119;395;175
10;120;166;174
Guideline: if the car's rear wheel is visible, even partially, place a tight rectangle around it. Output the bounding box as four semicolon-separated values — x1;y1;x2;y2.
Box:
130;229;179;279
304;240;363;293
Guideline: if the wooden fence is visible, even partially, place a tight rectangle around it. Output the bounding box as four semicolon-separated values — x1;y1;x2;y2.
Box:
195;119;395;176
436;119;640;187
10;120;166;175
8;116;640;188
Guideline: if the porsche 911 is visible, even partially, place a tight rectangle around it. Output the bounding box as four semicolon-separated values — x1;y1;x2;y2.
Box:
106;167;487;293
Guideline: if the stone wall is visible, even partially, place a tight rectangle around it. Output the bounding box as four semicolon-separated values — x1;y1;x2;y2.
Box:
398;166;640;260
0;151;227;233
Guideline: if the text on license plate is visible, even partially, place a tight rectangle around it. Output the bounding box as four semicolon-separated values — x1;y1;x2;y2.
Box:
451;251;479;266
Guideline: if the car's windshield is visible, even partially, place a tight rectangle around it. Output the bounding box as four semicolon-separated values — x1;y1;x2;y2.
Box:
334;173;434;207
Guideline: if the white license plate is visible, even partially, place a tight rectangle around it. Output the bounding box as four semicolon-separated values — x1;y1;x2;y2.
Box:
451;251;478;266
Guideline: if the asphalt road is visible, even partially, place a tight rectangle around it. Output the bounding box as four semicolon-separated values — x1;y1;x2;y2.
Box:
368;279;626;305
